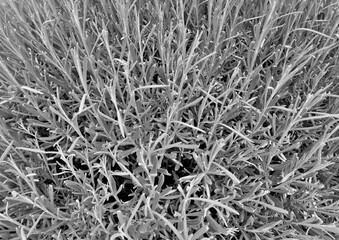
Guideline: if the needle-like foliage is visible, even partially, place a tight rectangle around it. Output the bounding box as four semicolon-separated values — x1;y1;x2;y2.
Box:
0;0;339;239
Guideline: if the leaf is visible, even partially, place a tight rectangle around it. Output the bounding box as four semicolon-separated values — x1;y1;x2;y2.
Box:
297;223;339;235
20;86;43;95
219;123;253;143
154;142;200;153
16;147;58;155
172;120;206;133
240;182;263;201
292;28;336;40
211;162;241;185
247;220;283;233
248;199;288;215
152;211;185;240
188;197;239;215
206;213;238;236
0;141;14;162
190;225;209;240
63;180;84;193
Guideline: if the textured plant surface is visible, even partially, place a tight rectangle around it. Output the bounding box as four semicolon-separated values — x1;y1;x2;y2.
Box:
1;0;339;239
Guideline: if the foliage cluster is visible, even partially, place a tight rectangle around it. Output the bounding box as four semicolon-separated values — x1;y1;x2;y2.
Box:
1;0;339;239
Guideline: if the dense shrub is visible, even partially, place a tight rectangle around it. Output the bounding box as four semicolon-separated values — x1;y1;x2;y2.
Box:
0;0;339;239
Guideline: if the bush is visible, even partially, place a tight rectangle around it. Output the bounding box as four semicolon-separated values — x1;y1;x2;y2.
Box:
1;0;339;239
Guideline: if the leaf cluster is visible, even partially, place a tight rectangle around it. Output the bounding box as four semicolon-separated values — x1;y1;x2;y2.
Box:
0;0;339;239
